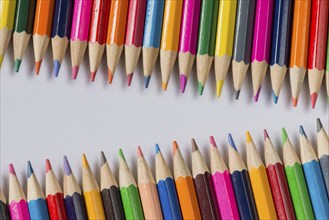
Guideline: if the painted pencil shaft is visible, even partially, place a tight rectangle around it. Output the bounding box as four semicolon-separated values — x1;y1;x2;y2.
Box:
0;189;9;220
317;119;329;195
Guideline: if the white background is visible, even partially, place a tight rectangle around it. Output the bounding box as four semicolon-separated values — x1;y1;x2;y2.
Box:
1;42;328;193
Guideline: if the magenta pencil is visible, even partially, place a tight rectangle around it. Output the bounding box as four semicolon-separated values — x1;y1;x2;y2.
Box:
178;0;201;93
251;0;274;101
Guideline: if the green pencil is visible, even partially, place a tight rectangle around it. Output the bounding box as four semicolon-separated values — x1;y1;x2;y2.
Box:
196;0;219;95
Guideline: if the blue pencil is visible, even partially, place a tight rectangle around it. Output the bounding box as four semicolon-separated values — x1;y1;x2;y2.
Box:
155;144;182;220
27;161;50;220
317;118;329;196
299;126;329;219
142;0;165;88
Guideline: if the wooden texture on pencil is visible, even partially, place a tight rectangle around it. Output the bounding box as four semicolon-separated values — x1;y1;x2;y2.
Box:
246;132;277;219
232;0;256;99
264;130;295;220
106;0;129;84
191;139;220;220
317;118;329;195
173;141;201;220
13;0;36;72
214;0;237;97
307;0;329;108
0;188;9;220
289;0;311;107
281;128;314;219
159;0;183;90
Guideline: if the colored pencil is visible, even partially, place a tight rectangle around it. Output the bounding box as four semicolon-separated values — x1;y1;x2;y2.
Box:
63;156;87;220
51;0;73;77
45;159;67;220
317;118;329;195
251;0;274;102
33;0;55;75
137;146;163;219
106;0;129;84
263;130;295;220
100;151;125;220
246;131;277;219
0;0;16;68
8;164;30;220
27;161;49;220
118;149;144;220
70;0;92;79
214;0;237;97
269;0;293;103
210;136;239;219
327;33;329;101
159;0;183;90
13;0;36;72
191;139;220;220
125;0;147;86
289;0;311;107
0;188;9;220
178;0;201;93
155;144;182;220
228;134;258;219
142;0;165;88
172;141;201;219
89;0;111;82
299;126;329;219
82;154;106;220
281;128;314;219
308;0;329;108
196;0;219;95
232;0;255;99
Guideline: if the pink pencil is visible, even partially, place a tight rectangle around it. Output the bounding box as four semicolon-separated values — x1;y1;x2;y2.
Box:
210;136;240;220
178;0;201;93
70;0;93;79
8;164;30;220
251;0;274;101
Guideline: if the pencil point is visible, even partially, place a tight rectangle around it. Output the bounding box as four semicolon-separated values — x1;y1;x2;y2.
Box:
127;73;133;86
155;144;161;154
82;154;90;168
272;91;279;104
90;71;96;82
63;156;72;175
210;136;217;147
235;90;240;100
9;164;16;175
228;133;238;151
0;55;3;67
191;138;198;152
254;87;262;102
144;76;151;88
216;80;224;97
35;60;42;75
264;129;270;140
14;59;22;72
282;128;288;144
198;82;204;95
246;131;253;143
72;66;79;80
316;118;323;132
53;60;61;77
311;93;318;109
108;69;113;84
299;125;307;138
46;159;52;172
118;149;126;161
137;146;144;158
180;75;187;93
162;82;168;91
172;141;178;155
27;161;34;178
101;151;107;165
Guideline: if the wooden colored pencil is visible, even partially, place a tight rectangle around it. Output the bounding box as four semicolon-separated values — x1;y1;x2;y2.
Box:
308;0;329;108
210;136;239;219
45;159;67;220
81;154;106;220
159;0;183;90
155;144;182;220
51;0;73;77
137;146;163;219
214;0;237;97
172;141;201;219
27;161;49;220
100;151;125;220
317;118;329;195
125;0;147;86
281;128;314;219
106;0;129;84
0;0;16;68
142;0;165;88
0;188;9;220
70;0;92;79
63;156;87;220
289;0;311;107
232;0;255;99
196;0;219;95
118;149;144;220
8;163;30;220
246;131;277;219
299;126;329;219
33;0;55;75
178;0;201;93
89;0;111;82
191;139;220;220
251;0;274;102
269;0;293;103
263;130;295;220
228;134;258;219
327;34;329;101
13;0;36;72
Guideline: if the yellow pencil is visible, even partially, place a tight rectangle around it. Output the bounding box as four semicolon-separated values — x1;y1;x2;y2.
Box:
214;0;237;97
246;131;277;219
0;0;17;67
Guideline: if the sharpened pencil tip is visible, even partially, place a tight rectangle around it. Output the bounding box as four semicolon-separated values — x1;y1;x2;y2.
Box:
101;151;107;165
137;146;144;158
272;91;279;104
27;161;34;178
108;69;113;84
282;128;288;145
53;60;61;77
254;87;262;102
118;149;126;161
90;71;96;82
311;93;318;109
14;59;22;72
210;136;217;147
299;125;307;138
191;138;198;152
63;156;72;176
127;73;133;86
72;66;79;79
216;80;224;97
198;82;204;95
180;75;187;93
155;144;161;154
82;154;90;168
264;129;270;140
0;55;3;67
173;141;178;155
235;90;240;100
144;76;151;88
9;164;16;175
35;60;42;75
316;118;323;132
292;98;298;107
46;159;52;172
246;131;253;143
228;134;238;151
162;82;168;91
